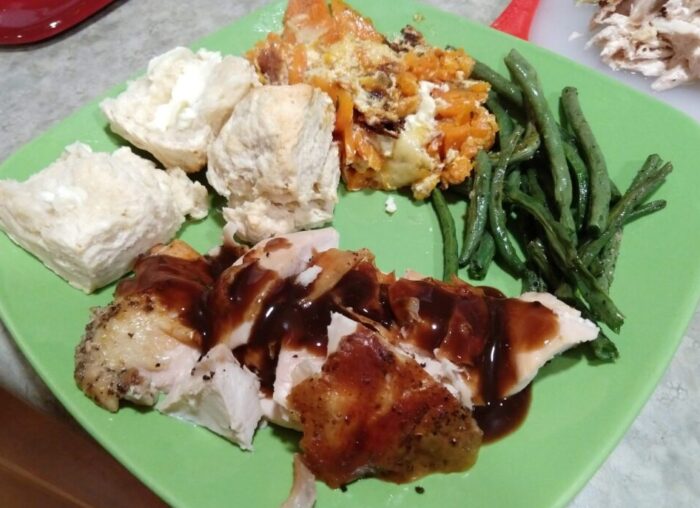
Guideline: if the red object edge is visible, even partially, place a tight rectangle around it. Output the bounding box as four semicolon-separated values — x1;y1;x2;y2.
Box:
0;0;116;46
490;0;541;41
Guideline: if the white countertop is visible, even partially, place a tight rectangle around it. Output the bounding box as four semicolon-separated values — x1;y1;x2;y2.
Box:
0;1;698;506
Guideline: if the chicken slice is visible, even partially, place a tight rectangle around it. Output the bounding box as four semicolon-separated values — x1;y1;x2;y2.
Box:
288;322;482;488
507;292;599;396
269;310;372;429
157;344;262;450
280;454;317;508
388;277;598;406
74;240;212;411
267;347;324;429
209;227;340;351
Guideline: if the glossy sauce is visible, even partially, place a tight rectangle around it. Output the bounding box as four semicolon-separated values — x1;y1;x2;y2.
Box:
388;277;558;441
115;244;247;347
116;254;215;346
289;328;481;487
473;386;532;443
120;244;558;441
212;252;394;395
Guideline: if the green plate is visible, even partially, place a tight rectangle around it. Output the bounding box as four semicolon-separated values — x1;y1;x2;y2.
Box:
1;1;699;507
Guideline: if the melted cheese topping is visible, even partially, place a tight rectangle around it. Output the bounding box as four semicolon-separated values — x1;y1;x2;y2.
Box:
247;0;497;199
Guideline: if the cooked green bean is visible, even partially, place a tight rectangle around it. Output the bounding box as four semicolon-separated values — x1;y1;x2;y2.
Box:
562;138;590;231
609;179;622;205
565;289;619;360
561;87;612;236
526;239;560;288
554;287;620;360
595;228;623;292
589;330;620;361
472;60;523;107
489;122;541;164
580;161;673;266
525;167;548;207
490;125;526;276
468;231;496;280
522;269;547;293
505;186;625;332
505;50;575;235
431;188;458;281
625;200;667;224
505;187;570;263
630;154;662;190
459;151;492;266
589;202;664;289
554;282;576;303
515;122;541;162
574;261;624;331
486;92;514;148
506;166;522;191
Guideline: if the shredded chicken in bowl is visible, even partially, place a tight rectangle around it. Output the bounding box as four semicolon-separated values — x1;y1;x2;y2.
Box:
586;0;700;90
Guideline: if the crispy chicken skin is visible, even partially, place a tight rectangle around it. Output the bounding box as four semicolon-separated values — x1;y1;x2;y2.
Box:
74;241;209;412
74;229;597;489
288;326;482;488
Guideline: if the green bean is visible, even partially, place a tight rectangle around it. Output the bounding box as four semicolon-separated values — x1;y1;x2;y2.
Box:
521;269;548;293
562;284;620;360
609;179;622;205
636;177;666;203
505;50;575;235
635;162;672;201
486;92;514;148
505;187;570;264
508;166;525;190
572;259;624;332
490;125;526;277
489;122;541;164
471;60;523;108
526;239;560;288
468;231;496;280
589;330;619;361
553;286;620;360
630;154;662;190
580;161;673;266
459;151;492;266
595;228;623;292
515;122;541;161
625;200;667;224
562;138;590;231
525;167;548;207
431;188;458;281
554;282;576;304
561;87;611;236
505;187;625;332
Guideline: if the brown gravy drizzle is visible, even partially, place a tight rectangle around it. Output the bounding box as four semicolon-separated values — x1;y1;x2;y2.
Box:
473;386;532;443
116;254;215;347
115;243;559;442
388;278;556;441
212;254;393;395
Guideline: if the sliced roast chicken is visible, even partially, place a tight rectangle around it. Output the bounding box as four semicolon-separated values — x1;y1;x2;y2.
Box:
74;240;213;411
74;227;597;492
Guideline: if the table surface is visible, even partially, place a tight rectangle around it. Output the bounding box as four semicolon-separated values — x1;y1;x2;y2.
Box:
0;1;697;507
